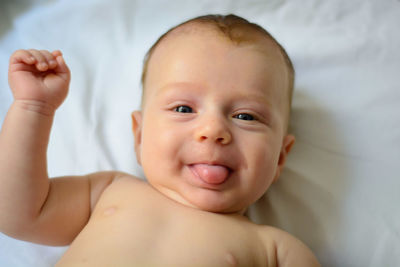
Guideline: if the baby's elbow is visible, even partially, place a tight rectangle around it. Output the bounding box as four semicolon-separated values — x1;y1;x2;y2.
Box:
0;218;34;242
0;219;73;246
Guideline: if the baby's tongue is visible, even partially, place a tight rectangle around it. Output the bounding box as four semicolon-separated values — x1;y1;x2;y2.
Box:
191;164;229;184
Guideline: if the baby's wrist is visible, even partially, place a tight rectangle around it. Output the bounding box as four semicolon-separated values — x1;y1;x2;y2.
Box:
13;99;57;117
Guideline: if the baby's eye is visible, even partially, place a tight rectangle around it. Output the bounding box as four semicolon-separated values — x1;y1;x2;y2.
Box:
234;113;255;121
174;105;193;113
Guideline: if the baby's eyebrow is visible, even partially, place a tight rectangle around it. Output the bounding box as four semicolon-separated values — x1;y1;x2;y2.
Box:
158;82;204;94
231;91;272;106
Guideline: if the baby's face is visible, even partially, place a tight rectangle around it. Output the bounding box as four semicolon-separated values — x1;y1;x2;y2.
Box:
132;28;295;214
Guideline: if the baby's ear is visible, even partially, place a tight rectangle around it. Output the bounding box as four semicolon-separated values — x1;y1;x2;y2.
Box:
273;134;295;183
131;111;143;165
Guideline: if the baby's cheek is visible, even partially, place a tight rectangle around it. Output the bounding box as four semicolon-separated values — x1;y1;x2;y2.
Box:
252;147;277;179
143;126;179;159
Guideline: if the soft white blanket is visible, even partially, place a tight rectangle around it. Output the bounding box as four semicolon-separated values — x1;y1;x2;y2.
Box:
0;0;399;266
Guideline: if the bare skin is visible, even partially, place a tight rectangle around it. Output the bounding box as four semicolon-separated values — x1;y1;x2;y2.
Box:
57;176;317;266
0;29;320;266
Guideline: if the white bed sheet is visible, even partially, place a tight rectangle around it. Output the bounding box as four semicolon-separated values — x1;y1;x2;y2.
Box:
0;0;399;266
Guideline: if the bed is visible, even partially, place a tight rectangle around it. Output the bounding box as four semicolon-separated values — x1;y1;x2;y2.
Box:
0;0;399;266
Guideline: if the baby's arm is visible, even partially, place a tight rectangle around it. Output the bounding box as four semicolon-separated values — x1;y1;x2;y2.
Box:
273;228;320;267
260;226;320;267
0;50;121;246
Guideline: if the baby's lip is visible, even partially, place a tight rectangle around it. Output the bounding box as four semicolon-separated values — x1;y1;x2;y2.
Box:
188;160;234;172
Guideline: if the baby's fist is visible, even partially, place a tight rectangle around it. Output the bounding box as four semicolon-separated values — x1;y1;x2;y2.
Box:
8;49;71;114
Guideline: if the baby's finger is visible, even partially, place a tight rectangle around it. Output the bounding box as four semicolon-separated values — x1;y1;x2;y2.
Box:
40;50;57;69
29;49;49;71
10;49;36;65
54;54;70;81
52;50;62;58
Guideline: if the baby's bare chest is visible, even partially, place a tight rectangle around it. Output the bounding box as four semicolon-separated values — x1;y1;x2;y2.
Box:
56;180;272;266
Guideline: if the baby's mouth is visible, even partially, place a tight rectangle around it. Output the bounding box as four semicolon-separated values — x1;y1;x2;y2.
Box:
188;163;231;185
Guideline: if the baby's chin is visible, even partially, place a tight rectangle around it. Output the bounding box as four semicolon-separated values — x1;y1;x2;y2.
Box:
158;186;248;215
146;175;253;215
185;196;247;214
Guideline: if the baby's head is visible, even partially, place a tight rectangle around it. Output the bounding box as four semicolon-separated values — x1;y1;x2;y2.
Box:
132;14;295;214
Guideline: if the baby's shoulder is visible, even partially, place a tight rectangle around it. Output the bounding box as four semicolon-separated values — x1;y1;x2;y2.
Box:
254;225;320;267
86;171;146;206
111;172;145;184
89;171;153;209
106;172;149;192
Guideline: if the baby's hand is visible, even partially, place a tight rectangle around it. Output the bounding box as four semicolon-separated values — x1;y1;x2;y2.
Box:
8;49;70;113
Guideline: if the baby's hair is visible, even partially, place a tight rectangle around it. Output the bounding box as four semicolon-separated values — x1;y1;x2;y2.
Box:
141;14;295;123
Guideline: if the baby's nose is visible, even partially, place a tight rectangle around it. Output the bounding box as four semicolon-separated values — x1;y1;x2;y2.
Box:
194;116;232;145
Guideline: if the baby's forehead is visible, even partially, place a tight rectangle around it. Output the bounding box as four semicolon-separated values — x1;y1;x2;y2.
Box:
153;24;288;90
151;24;286;82
150;29;287;101
150;24;287;85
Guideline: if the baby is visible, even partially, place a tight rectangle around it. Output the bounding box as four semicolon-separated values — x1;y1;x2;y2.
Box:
0;14;320;266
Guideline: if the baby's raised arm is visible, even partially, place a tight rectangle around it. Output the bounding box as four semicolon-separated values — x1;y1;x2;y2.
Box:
0;50;120;246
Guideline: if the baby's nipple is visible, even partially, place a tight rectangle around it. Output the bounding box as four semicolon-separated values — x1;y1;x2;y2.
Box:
103;206;117;216
225;252;238;266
